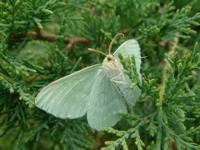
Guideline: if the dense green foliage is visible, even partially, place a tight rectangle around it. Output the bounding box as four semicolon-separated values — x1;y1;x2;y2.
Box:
0;0;200;149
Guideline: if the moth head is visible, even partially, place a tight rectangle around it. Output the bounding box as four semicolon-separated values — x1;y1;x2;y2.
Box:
106;54;114;61
103;54;117;64
103;54;121;69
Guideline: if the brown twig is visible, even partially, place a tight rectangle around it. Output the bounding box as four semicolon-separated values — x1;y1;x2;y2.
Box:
7;31;90;49
159;35;179;102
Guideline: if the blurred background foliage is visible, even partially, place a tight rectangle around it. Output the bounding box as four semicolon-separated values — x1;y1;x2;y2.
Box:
0;0;200;149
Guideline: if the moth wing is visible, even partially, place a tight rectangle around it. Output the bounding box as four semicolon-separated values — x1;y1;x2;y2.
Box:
113;39;142;105
36;64;101;119
87;70;127;130
113;39;141;81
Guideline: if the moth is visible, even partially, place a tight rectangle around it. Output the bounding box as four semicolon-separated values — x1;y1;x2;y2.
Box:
35;37;141;131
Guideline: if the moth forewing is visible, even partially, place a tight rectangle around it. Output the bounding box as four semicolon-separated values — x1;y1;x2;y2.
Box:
110;39;142;105
113;39;142;83
35;64;101;119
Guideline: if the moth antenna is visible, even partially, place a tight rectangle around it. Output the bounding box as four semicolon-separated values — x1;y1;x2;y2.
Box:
88;48;107;56
108;33;125;55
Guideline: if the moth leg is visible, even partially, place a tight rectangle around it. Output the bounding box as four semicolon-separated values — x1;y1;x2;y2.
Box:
110;73;129;85
112;80;129;85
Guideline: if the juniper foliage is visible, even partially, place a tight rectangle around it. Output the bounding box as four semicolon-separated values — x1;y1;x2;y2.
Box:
0;0;200;149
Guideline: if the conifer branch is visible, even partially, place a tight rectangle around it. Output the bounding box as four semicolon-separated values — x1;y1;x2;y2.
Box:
0;0;199;149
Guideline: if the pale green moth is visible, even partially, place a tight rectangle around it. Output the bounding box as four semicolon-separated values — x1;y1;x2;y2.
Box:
35;38;141;131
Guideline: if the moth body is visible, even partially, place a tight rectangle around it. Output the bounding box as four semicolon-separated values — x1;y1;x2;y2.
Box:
102;55;124;79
